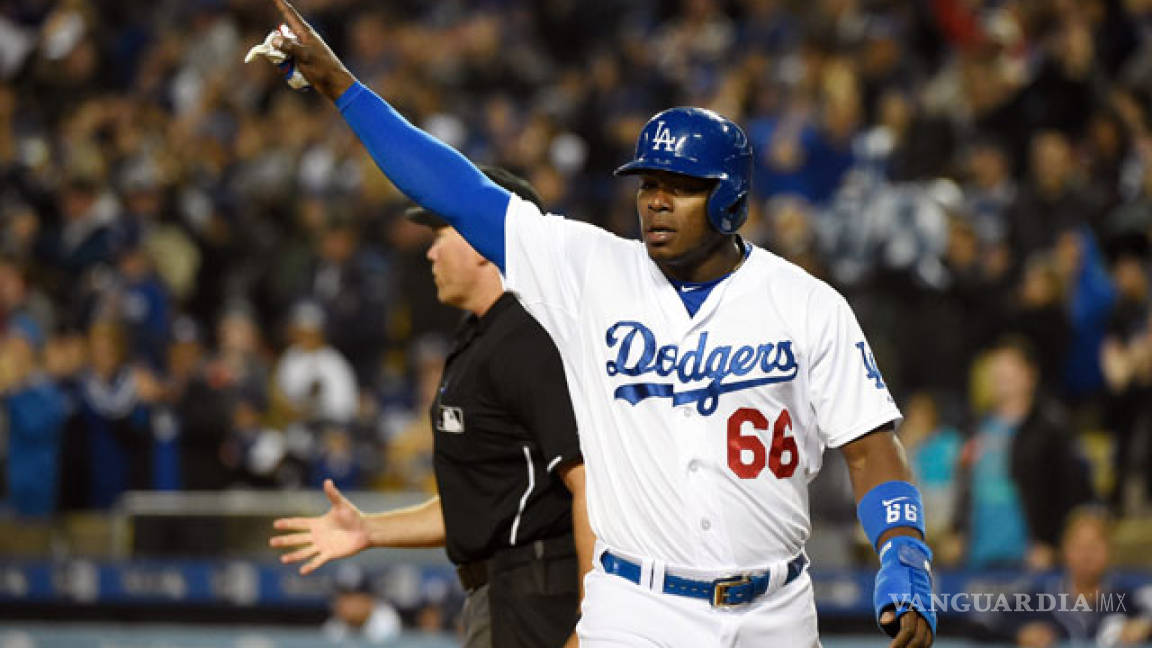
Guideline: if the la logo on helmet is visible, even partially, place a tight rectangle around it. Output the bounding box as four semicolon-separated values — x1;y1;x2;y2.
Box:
652;121;678;152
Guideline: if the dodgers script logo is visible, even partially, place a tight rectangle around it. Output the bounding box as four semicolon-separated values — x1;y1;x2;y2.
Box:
604;321;798;416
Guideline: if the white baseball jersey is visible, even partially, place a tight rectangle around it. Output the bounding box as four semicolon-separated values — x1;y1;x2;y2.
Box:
502;195;902;572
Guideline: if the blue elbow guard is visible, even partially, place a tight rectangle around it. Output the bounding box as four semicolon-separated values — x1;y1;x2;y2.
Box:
874;535;937;637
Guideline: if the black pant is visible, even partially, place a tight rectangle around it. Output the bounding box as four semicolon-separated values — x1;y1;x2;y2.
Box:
463;535;580;648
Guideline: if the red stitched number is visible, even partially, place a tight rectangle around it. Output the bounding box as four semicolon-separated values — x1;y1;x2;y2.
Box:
726;408;767;478
726;408;797;479
768;409;797;478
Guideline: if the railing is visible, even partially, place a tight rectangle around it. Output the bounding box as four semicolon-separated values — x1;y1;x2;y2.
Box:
0;490;449;564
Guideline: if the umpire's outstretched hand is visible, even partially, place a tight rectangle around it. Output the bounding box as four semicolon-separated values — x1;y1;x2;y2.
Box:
267;0;355;101
269;479;370;575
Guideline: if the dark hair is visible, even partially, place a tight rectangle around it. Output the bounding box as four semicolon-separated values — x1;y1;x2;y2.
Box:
1104;232;1150;264
988;334;1038;369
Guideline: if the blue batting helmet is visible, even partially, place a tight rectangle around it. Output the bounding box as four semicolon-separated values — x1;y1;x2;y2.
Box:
614;107;753;234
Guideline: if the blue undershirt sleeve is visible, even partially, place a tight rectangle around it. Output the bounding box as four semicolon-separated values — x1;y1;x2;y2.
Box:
336;81;510;270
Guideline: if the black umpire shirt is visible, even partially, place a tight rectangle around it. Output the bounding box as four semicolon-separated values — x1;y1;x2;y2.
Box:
432;292;582;566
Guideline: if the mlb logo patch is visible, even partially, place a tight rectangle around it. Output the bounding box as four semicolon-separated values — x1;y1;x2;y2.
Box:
436;406;465;434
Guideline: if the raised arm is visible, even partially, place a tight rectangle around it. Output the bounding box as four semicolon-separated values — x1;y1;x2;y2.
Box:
264;0;512;269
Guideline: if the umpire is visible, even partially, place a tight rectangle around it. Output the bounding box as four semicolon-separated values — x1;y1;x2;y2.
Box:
270;168;591;648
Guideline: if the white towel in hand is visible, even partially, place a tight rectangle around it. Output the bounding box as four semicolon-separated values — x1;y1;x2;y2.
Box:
244;24;310;90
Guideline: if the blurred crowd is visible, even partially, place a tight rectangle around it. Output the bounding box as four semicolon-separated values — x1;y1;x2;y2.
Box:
2;0;1152;576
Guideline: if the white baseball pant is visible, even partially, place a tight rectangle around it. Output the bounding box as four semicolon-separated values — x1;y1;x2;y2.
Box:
576;544;822;648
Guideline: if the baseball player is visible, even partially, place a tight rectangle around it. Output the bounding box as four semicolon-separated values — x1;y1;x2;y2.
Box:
255;2;936;646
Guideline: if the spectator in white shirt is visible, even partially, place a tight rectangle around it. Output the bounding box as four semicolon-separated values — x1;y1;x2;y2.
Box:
322;564;402;644
275;301;358;423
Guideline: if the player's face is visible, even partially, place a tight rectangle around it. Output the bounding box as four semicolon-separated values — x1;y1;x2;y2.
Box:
426;226;487;308
636;171;722;265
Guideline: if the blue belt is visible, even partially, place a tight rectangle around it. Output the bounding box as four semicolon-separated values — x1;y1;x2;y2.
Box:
599;550;808;608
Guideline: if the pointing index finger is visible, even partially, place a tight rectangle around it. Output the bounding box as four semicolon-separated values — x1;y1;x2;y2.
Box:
271;0;310;41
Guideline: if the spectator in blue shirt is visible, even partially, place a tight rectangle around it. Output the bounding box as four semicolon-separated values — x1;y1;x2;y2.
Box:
955;337;1095;569
115;240;172;371
0;328;67;516
75;320;156;509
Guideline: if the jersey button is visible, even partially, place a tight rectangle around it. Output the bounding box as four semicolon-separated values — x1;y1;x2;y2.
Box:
688;460;700;473
700;519;711;531
681;408;691;418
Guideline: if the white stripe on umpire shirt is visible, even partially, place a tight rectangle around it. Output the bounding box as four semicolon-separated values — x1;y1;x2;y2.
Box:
546;454;564;473
509;445;536;546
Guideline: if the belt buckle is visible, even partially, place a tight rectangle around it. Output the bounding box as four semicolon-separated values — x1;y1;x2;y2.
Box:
711;575;751;608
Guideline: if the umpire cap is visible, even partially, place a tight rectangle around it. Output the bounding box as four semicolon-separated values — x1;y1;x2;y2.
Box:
406;166;543;229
